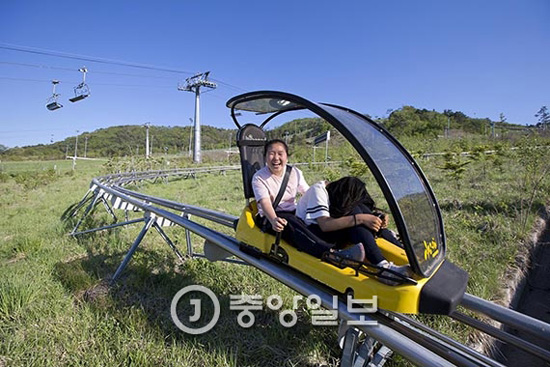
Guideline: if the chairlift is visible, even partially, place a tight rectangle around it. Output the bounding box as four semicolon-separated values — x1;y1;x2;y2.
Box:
69;67;90;103
46;80;63;111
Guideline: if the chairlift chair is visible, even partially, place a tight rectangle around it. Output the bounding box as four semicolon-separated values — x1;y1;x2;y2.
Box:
69;67;90;103
46;80;63;111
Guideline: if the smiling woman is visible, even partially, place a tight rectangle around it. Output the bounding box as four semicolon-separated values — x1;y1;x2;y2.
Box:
251;139;309;233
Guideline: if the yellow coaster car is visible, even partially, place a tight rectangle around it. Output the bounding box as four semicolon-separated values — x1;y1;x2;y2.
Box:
227;91;468;315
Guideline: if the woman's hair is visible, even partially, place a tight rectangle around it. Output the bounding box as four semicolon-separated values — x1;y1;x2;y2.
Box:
264;139;289;157
326;176;375;218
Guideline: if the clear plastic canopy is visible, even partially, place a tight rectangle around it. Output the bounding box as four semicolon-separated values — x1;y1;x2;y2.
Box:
228;92;445;277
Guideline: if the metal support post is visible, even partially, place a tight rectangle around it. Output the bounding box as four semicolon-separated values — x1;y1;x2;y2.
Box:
193;87;201;163
341;327;361;366
71;218;145;237
75;131;79;159
145;123;150;158
100;196;118;223
339;321;393;367
71;191;101;235
110;215;155;284
325;138;329;165
178;72;217;164
69;191;95;218
184;213;193;256
152;222;185;262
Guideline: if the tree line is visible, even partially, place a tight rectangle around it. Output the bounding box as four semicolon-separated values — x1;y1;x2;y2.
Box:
2;105;548;161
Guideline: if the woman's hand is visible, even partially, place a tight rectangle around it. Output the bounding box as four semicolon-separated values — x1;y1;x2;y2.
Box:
357;213;382;232
270;216;287;232
379;213;389;228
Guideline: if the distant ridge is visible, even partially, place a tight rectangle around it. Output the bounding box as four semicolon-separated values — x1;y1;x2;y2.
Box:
0;107;532;160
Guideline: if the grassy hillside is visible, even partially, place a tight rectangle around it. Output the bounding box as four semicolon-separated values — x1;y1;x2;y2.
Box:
1;105;540;162
1;135;549;366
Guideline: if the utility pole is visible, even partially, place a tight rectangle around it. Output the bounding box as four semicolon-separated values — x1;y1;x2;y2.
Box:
178;72;217;164
74;130;79;158
144;123;150;158
313;130;330;165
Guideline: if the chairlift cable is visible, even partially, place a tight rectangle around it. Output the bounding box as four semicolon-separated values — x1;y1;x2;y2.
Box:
0;76;55;83
0;75;243;93
0;61;75;72
0;43;196;75
210;78;247;92
1;44;249;93
0;76;177;89
0;61;179;80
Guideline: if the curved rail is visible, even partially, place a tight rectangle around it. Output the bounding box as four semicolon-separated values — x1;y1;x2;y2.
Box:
69;167;550;367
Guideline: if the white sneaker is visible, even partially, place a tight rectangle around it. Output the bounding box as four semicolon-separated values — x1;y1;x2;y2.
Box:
376;260;411;285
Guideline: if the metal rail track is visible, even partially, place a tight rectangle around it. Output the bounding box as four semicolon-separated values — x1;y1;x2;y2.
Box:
68;166;550;367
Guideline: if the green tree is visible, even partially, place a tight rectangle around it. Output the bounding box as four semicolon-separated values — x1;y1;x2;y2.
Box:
438;152;471;189
535;106;549;130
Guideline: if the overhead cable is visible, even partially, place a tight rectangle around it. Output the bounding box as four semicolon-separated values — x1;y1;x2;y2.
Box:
1;43;248;93
0;43;196;75
0;61;177;80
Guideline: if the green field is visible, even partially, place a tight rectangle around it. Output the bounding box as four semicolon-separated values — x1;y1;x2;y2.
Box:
1;140;549;366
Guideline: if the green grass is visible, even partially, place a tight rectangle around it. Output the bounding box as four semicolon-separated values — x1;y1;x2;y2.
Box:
0;143;549;366
0;158;108;175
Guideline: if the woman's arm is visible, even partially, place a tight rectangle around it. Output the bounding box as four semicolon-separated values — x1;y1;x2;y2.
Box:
316;213;382;232
258;197;287;232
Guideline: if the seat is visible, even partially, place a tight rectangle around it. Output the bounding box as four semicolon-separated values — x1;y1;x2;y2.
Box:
46;80;63;111
46;102;63;111
236;124;266;200
69;82;90;103
69;94;87;103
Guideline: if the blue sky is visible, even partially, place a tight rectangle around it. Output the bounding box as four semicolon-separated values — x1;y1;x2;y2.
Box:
1;0;548;148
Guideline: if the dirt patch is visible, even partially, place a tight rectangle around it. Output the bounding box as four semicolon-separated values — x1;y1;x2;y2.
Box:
77;281;111;307
493;208;550;365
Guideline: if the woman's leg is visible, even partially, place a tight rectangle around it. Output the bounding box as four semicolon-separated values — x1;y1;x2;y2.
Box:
378;228;402;247
306;223;364;261
277;213;336;258
347;204;386;264
345;224;385;264
309;215;384;264
354;204;402;247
